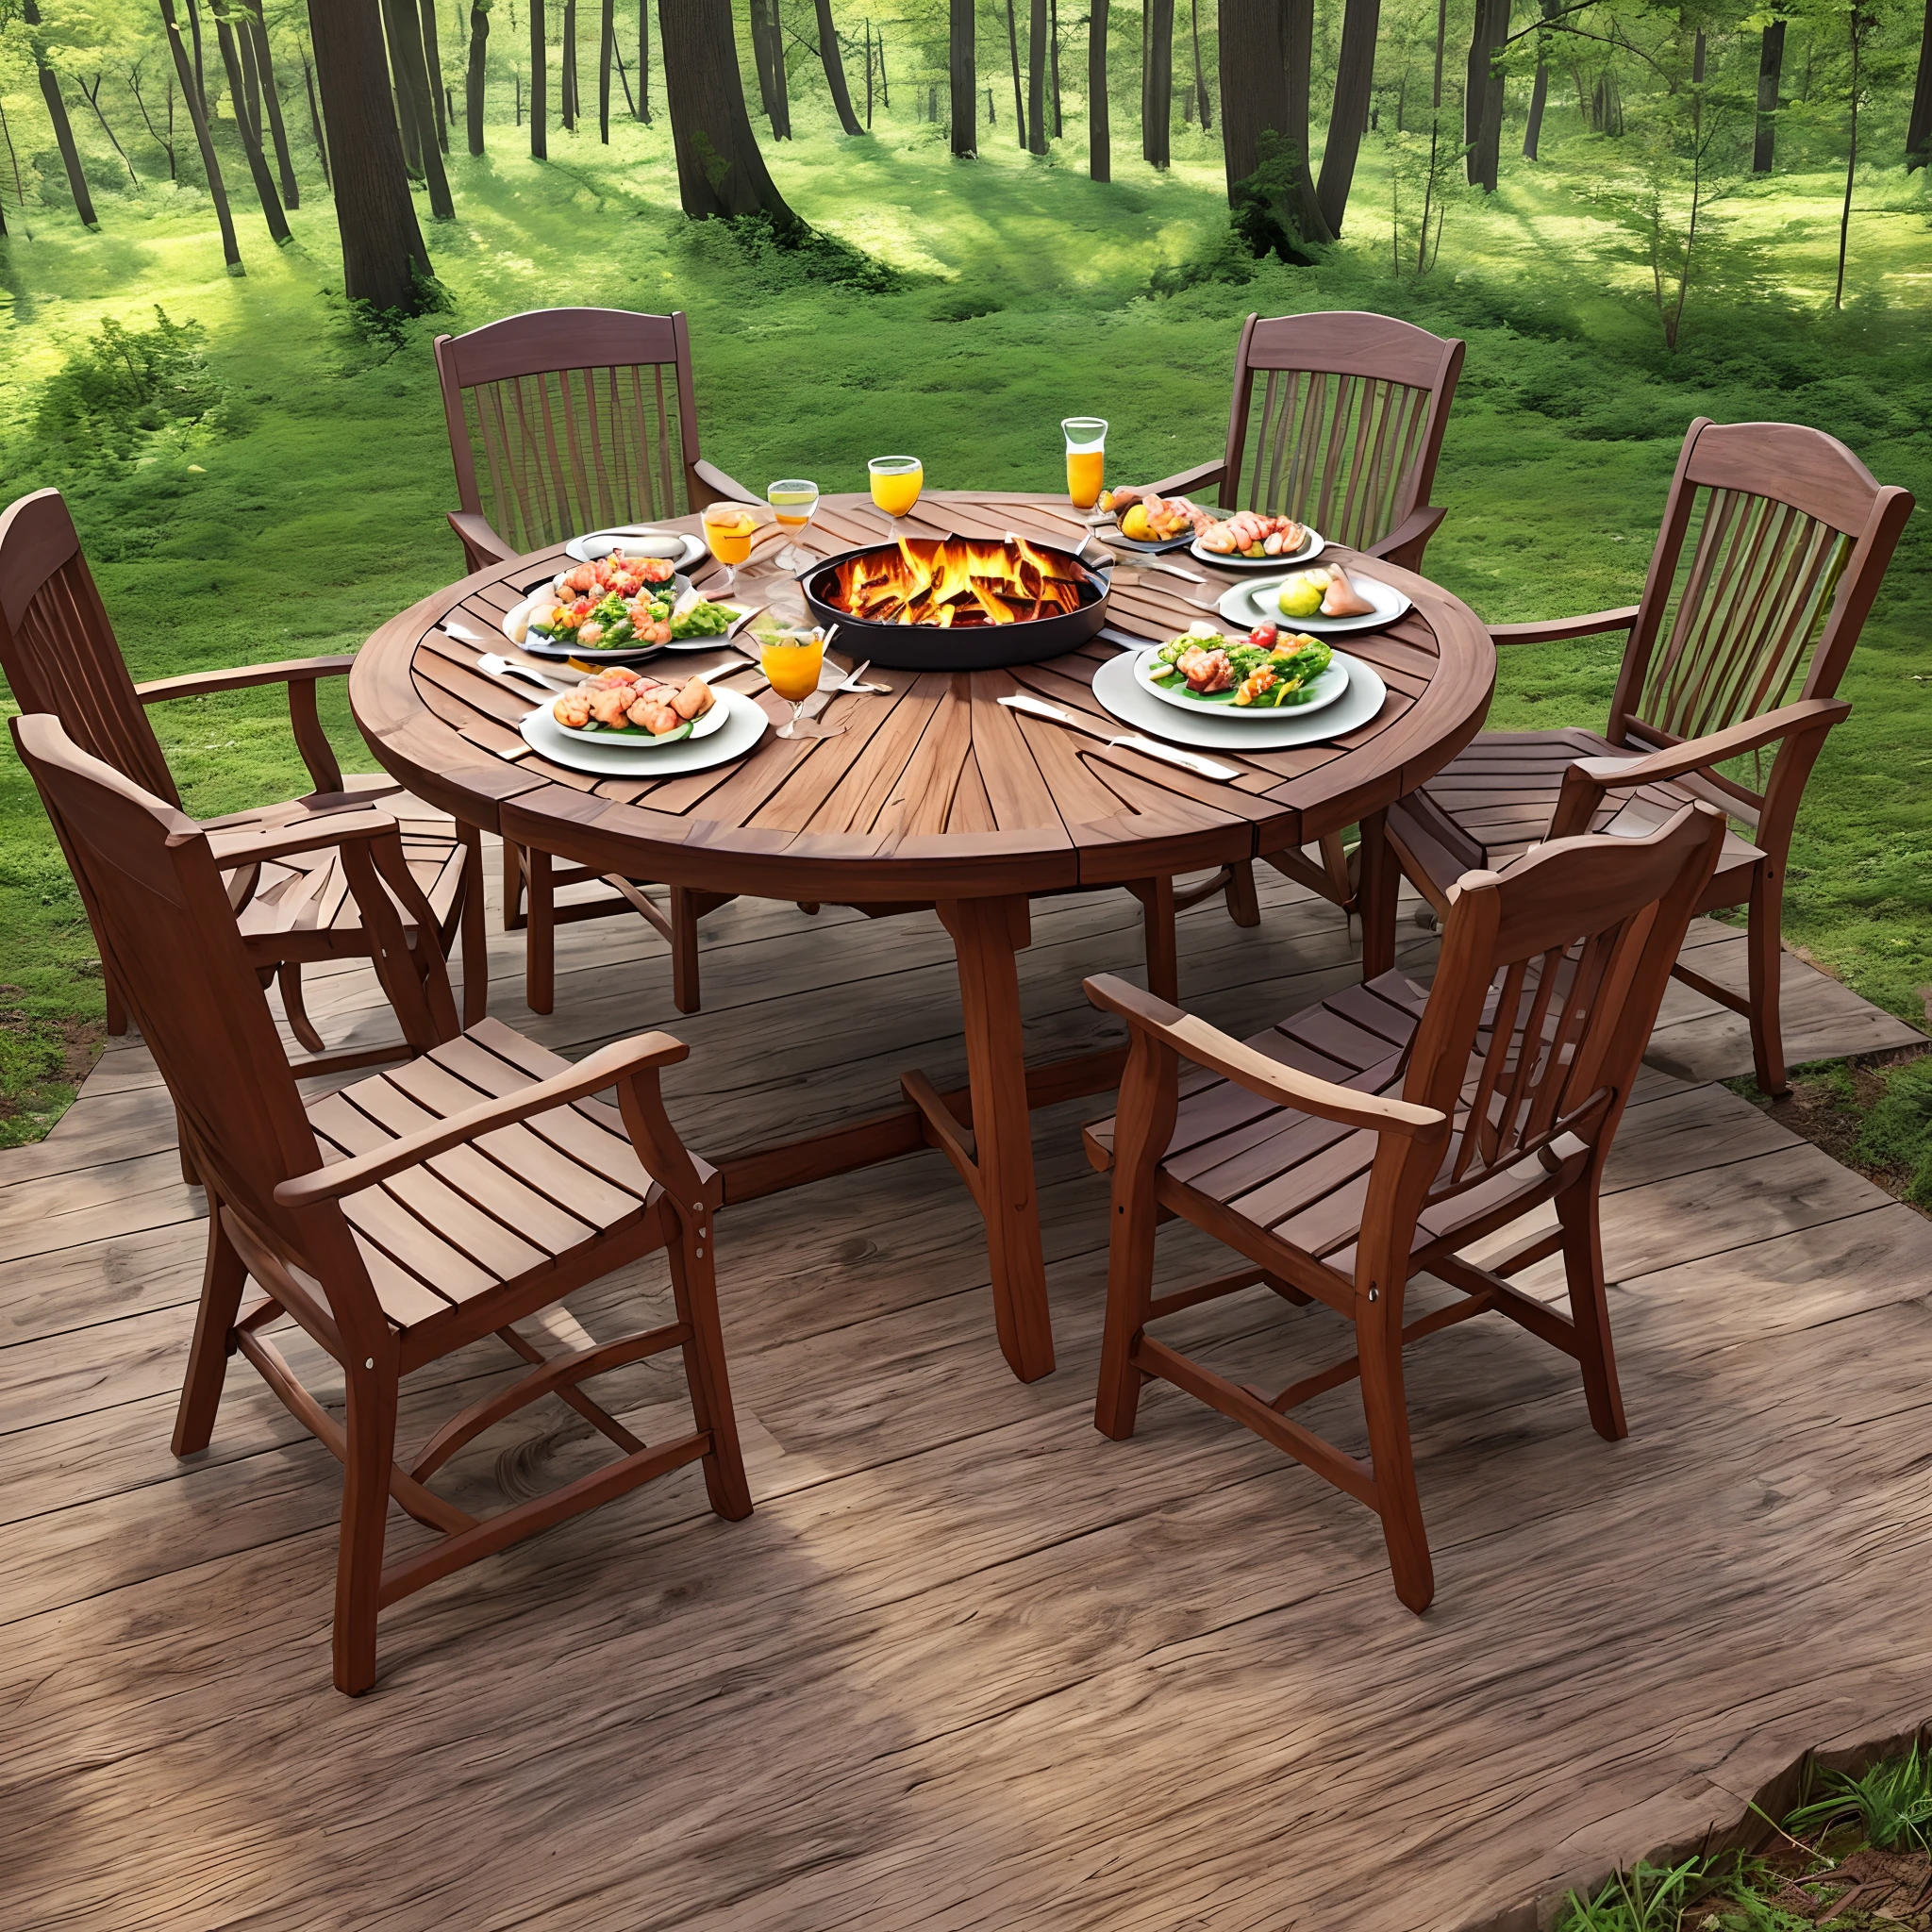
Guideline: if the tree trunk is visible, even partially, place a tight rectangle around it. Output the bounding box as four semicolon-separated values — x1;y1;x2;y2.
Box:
877;27;889;103
306;0;433;308
380;0;455;213
1909;0;1932;167
864;17;873;126
1314;0;1378;232
1283;0;1324;237
78;75;141;187
562;0;577;128
240;10;264;141
1049;0;1060;134
249;12;302;204
950;0;975;154
810;0;864;133
418;0;450;149
1836;8;1861;306
639;0;652;121
749;0;782;134
1028;0;1048;151
301;48;330;179
22;0;98;227
599;0;614;138
129;62;180;178
1464;0;1507;190
466;3;488;152
1754;20;1784;170
187;0;208;109
161;0;241;264
1522;0;1557;157
1143;0;1172;166
1004;0;1025;146
658;0;799;217
1089;0;1108;175
1218;0;1297;211
529;0;547;153
215;15;293;240
1189;0;1209;127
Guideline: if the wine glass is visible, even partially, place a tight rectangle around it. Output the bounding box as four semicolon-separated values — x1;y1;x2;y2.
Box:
1063;418;1108;513
767;479;821;574
868;456;923;541
701;501;758;595
760;625;844;741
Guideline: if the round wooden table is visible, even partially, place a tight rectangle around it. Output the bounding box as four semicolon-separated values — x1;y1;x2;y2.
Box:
352;490;1493;1385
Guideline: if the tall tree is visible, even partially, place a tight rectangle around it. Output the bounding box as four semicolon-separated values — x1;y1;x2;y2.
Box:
1835;0;1870;306
812;0;864;131
466;0;490;152
187;0;208;108
1314;0;1379;230
1906;0;1929;167
949;0;974;153
419;0;450;148
161;0;241;264
1284;0;1324;237
1464;0;1507;190
379;0;454;213
599;0;614;137
213;8;292;240
1522;0;1559;157
528;0;545;153
1753;20;1784;171
1088;0;1108;175
22;0;98;227
1049;0;1060;133
637;0;650;121
561;0;577;128
1189;0;1208;127
1003;0;1025;143
1143;0;1173;165
750;0;789;136
863;15;873;124
657;0;799;216
1027;0;1048;151
248;7;302;204
306;0;433;309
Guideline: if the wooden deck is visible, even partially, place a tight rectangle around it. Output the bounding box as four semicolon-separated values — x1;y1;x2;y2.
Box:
4;831;1930;1931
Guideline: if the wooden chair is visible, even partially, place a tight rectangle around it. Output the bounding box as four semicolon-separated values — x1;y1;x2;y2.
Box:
434;306;761;1017
1081;801;1725;1611
0;489;485;1069
1151;310;1466;919
1369;418;1914;1096
13;712;751;1694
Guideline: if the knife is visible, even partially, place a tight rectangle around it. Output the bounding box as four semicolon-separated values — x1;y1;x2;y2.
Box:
996;693;1241;782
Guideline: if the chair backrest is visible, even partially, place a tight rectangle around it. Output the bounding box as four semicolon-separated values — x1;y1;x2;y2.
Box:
1218;311;1465;549
1387;802;1725;1228
0;490;179;807
1609;420;1913;803
9;714;358;1278
435;308;706;553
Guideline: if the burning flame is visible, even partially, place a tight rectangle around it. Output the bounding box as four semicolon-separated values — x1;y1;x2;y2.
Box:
822;535;1091;627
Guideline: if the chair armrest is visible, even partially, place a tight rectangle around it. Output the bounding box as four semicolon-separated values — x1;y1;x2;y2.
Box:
1084;974;1442;1140
690;458;761;507
1364;505;1446;572
1142;458;1226;500
139;658;355;794
447;509;518;572
204;804;398;871
275;1033;691;1207
1490;606;1641;647
1549;698;1851;837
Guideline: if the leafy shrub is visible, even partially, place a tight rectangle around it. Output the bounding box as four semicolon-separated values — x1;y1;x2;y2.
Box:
715;209;908;293
1786;1740;1932;1853
1557;1854;1717;1930
35;308;229;464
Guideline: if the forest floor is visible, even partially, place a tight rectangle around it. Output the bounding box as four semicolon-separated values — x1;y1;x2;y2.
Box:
0;102;1926;1141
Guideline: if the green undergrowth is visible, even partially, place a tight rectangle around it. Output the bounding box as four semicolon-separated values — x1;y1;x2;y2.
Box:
0;95;1926;1137
1731;1048;1932;1211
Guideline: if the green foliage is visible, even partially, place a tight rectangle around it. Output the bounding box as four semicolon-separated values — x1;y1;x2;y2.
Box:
1557;1854;1718;1931
1787;1740;1932;1852
712;209;909;292
1229;130;1317;266
34;308;229;464
1851;1059;1932;1206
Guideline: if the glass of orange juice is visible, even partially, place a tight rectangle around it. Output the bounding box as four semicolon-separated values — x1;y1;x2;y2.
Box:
759;625;844;741
868;456;924;539
767;479;820;573
1063;418;1107;510
701;500;759;593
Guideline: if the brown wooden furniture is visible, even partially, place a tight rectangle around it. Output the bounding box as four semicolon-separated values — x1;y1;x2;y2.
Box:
1149;309;1466;918
434;306;761;1017
14;711;751;1695
1081;801;1725;1609
352;489;1494;1387
0;488;484;1069
1371;419;1914;1096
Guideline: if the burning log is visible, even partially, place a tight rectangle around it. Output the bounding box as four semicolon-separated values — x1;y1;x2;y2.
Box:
822;534;1091;627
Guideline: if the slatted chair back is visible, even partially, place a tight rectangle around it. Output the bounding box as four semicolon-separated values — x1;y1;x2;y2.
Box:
435;308;705;554
1375;803;1725;1241
0;490;179;806
1219;311;1465;551
1609;420;1912;809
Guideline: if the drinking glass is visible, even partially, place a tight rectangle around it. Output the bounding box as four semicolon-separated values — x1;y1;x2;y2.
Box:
760;626;844;741
868;456;924;540
1063;418;1107;511
767;479;821;573
701;501;758;594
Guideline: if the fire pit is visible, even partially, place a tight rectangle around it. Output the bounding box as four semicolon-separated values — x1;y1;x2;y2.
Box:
800;533;1110;672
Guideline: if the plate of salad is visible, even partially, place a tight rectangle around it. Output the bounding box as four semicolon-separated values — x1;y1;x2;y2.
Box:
1135;622;1346;715
502;556;738;659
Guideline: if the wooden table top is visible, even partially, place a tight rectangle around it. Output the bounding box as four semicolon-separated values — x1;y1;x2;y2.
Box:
350;491;1494;904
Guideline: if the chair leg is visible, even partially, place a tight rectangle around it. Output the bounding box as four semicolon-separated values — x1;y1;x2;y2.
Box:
1557;1183;1627;1441
1129;876;1179;1006
668;885;703;1015
1747;867;1789;1098
502;836;527;931
1357;809;1399;980
457;824;489;1030
333;1354;400;1696
1223;859;1260;928
1355;1291;1434;1613
666;1202;752;1522
1094;1174;1160;1443
525;847;555;1016
280;962;326;1056
104;959;129;1037
171;1200;248;1457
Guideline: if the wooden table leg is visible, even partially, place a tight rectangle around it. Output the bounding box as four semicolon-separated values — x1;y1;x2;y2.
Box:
935;894;1057;1384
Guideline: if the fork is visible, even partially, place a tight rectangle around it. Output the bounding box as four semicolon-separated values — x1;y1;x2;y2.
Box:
476;653;571;694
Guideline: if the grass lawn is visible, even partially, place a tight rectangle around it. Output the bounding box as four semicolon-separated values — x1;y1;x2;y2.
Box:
0;93;1926;1141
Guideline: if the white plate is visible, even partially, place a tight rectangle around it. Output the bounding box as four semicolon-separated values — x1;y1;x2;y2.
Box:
505;577;737;661
1091;648;1386;750
1134;644;1349;720
1189;525;1324;572
1216;570;1411;634
519;685;768;775
548;684;732;746
564;528;708;570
